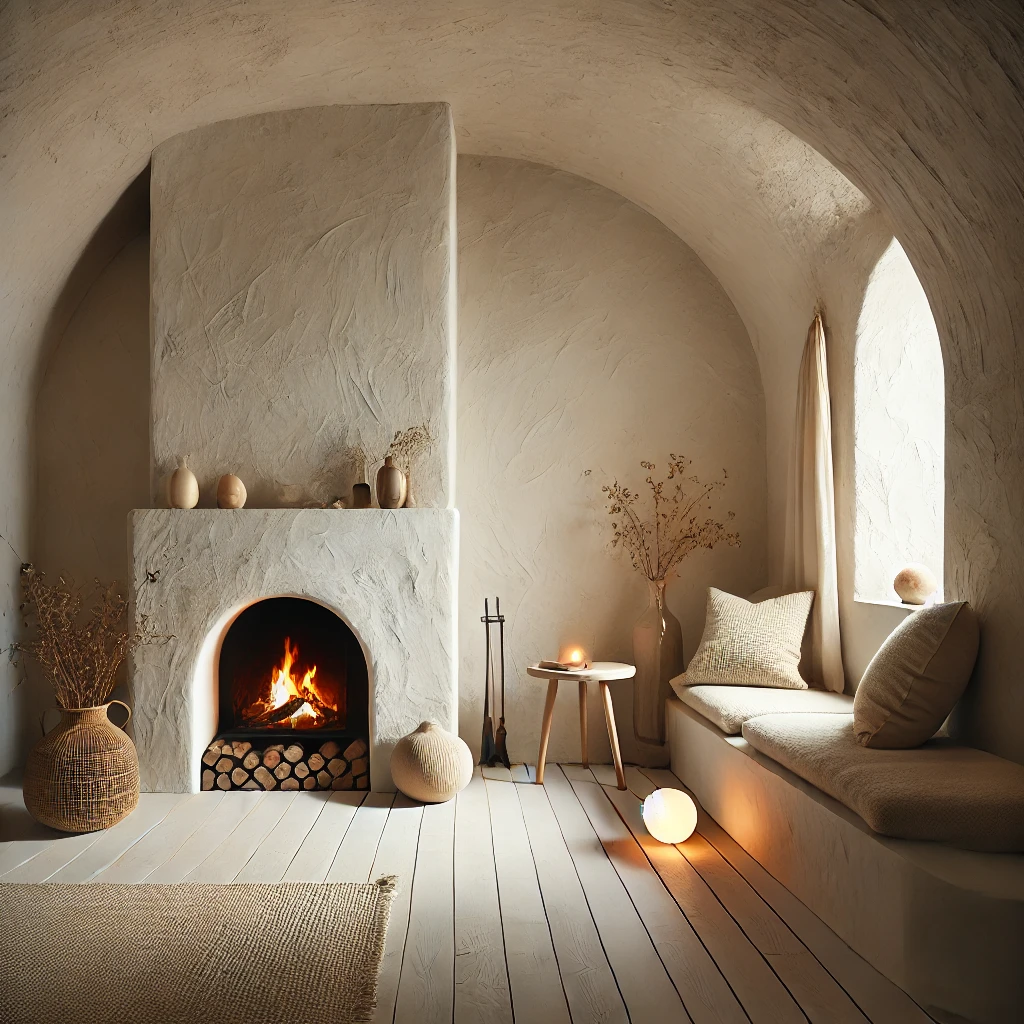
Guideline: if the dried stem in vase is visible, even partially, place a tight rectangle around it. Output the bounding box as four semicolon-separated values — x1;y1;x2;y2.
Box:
15;565;171;709
598;454;740;582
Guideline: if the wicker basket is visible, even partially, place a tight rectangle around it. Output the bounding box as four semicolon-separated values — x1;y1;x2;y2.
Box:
23;701;139;832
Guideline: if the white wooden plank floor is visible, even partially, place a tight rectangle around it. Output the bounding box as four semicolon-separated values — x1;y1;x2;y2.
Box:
0;766;935;1024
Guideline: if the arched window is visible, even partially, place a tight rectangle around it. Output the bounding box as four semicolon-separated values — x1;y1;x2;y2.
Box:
854;238;944;603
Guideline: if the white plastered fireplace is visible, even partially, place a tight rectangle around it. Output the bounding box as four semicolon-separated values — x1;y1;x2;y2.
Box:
128;103;459;792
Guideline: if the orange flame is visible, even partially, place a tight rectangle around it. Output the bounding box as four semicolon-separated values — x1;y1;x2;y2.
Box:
257;637;336;729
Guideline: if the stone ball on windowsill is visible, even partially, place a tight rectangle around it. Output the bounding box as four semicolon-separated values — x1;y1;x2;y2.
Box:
390;721;473;803
893;563;938;605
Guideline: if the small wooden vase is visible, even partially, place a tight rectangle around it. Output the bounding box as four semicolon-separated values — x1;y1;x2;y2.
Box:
23;701;139;832
351;482;373;509
375;456;407;509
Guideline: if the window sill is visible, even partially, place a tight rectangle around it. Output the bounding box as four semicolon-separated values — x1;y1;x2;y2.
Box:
853;597;940;612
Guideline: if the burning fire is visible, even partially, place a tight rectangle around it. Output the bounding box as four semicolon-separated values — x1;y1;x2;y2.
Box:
248;637;338;730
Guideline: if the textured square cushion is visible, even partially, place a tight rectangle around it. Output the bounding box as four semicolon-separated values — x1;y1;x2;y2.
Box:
670;683;853;735
681;588;814;690
854;601;979;748
741;712;1024;852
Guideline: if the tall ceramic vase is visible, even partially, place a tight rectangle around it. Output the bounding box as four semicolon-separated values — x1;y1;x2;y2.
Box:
632;579;683;745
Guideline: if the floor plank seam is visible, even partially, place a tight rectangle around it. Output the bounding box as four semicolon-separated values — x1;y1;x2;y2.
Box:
81;799;185;882
637;767;874;1024
541;765;660;1024
631;768;816;1023
498;777;576;1024
325;794;392;881
481;775;517;1024
227;795;298;883
389;800;427;1024
589;775;755;1024
275;795;334;882
566;770;702;1023
687;805;938;1024
692;825;908;1024
134;794;228;883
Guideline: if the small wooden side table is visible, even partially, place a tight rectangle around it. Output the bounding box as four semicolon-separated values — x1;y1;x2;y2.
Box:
527;661;636;790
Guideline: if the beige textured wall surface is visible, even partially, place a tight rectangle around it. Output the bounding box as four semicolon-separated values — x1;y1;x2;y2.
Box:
150;104;456;509
35;236;151;585
3;1;1023;770
456;157;766;764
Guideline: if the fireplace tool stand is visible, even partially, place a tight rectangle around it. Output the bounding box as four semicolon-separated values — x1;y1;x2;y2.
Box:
479;597;511;768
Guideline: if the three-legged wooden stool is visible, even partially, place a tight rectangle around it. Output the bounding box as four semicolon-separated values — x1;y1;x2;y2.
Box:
527;661;635;789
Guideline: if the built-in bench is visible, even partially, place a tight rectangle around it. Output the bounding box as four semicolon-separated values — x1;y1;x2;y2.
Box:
668;695;1024;1024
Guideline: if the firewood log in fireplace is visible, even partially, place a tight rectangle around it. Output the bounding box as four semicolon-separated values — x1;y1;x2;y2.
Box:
201;737;369;792
242;696;339;728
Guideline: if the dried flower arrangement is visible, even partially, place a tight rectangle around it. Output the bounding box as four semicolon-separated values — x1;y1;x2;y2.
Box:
343;423;433;481
386;424;433;472
598;455;740;582
16;565;169;709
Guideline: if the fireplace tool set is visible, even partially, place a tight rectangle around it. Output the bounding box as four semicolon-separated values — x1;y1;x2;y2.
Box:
479;597;511;768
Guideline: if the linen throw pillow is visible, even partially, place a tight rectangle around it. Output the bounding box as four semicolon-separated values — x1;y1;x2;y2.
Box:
854;601;979;748
682;588;814;690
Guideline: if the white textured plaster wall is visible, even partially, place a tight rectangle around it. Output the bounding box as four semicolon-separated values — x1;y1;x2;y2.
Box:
456;157;766;764
150;104;456;510
853;239;944;604
129;508;459;793
3;1;1023;765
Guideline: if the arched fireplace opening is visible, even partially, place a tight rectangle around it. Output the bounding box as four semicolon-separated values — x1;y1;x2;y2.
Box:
201;597;370;792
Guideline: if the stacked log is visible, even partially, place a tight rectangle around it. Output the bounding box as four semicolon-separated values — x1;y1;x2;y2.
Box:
201;737;369;792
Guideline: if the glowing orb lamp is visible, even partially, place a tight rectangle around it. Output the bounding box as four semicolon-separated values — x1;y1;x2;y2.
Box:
642;788;698;844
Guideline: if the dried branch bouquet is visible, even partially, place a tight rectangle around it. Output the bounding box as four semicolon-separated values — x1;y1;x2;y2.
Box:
599;455;740;581
16;565;169;709
344;423;433;480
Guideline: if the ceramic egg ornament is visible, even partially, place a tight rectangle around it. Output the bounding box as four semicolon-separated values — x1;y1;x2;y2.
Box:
217;473;247;509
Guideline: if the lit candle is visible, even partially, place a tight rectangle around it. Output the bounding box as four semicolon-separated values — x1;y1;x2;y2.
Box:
559;645;588;670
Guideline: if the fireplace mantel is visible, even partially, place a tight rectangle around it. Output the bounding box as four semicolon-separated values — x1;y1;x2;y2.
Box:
128;508;458;793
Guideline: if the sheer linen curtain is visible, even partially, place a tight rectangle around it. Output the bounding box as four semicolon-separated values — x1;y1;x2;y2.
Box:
783;312;846;692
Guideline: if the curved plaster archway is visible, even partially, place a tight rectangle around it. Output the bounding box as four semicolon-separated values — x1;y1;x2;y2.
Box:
3;1;1022;764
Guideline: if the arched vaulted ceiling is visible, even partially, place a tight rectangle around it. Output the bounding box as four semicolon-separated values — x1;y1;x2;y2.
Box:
2;1;1022;761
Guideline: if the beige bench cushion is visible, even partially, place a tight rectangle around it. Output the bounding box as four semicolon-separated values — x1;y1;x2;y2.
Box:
741;712;1024;852
671;681;853;735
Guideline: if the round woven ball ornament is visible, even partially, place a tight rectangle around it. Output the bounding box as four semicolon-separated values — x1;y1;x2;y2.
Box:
390;721;473;803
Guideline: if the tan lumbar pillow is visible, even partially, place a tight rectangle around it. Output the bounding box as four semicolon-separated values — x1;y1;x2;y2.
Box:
853;601;979;748
682;588;814;690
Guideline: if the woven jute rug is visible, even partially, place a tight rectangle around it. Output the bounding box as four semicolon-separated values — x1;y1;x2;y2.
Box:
0;877;397;1024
